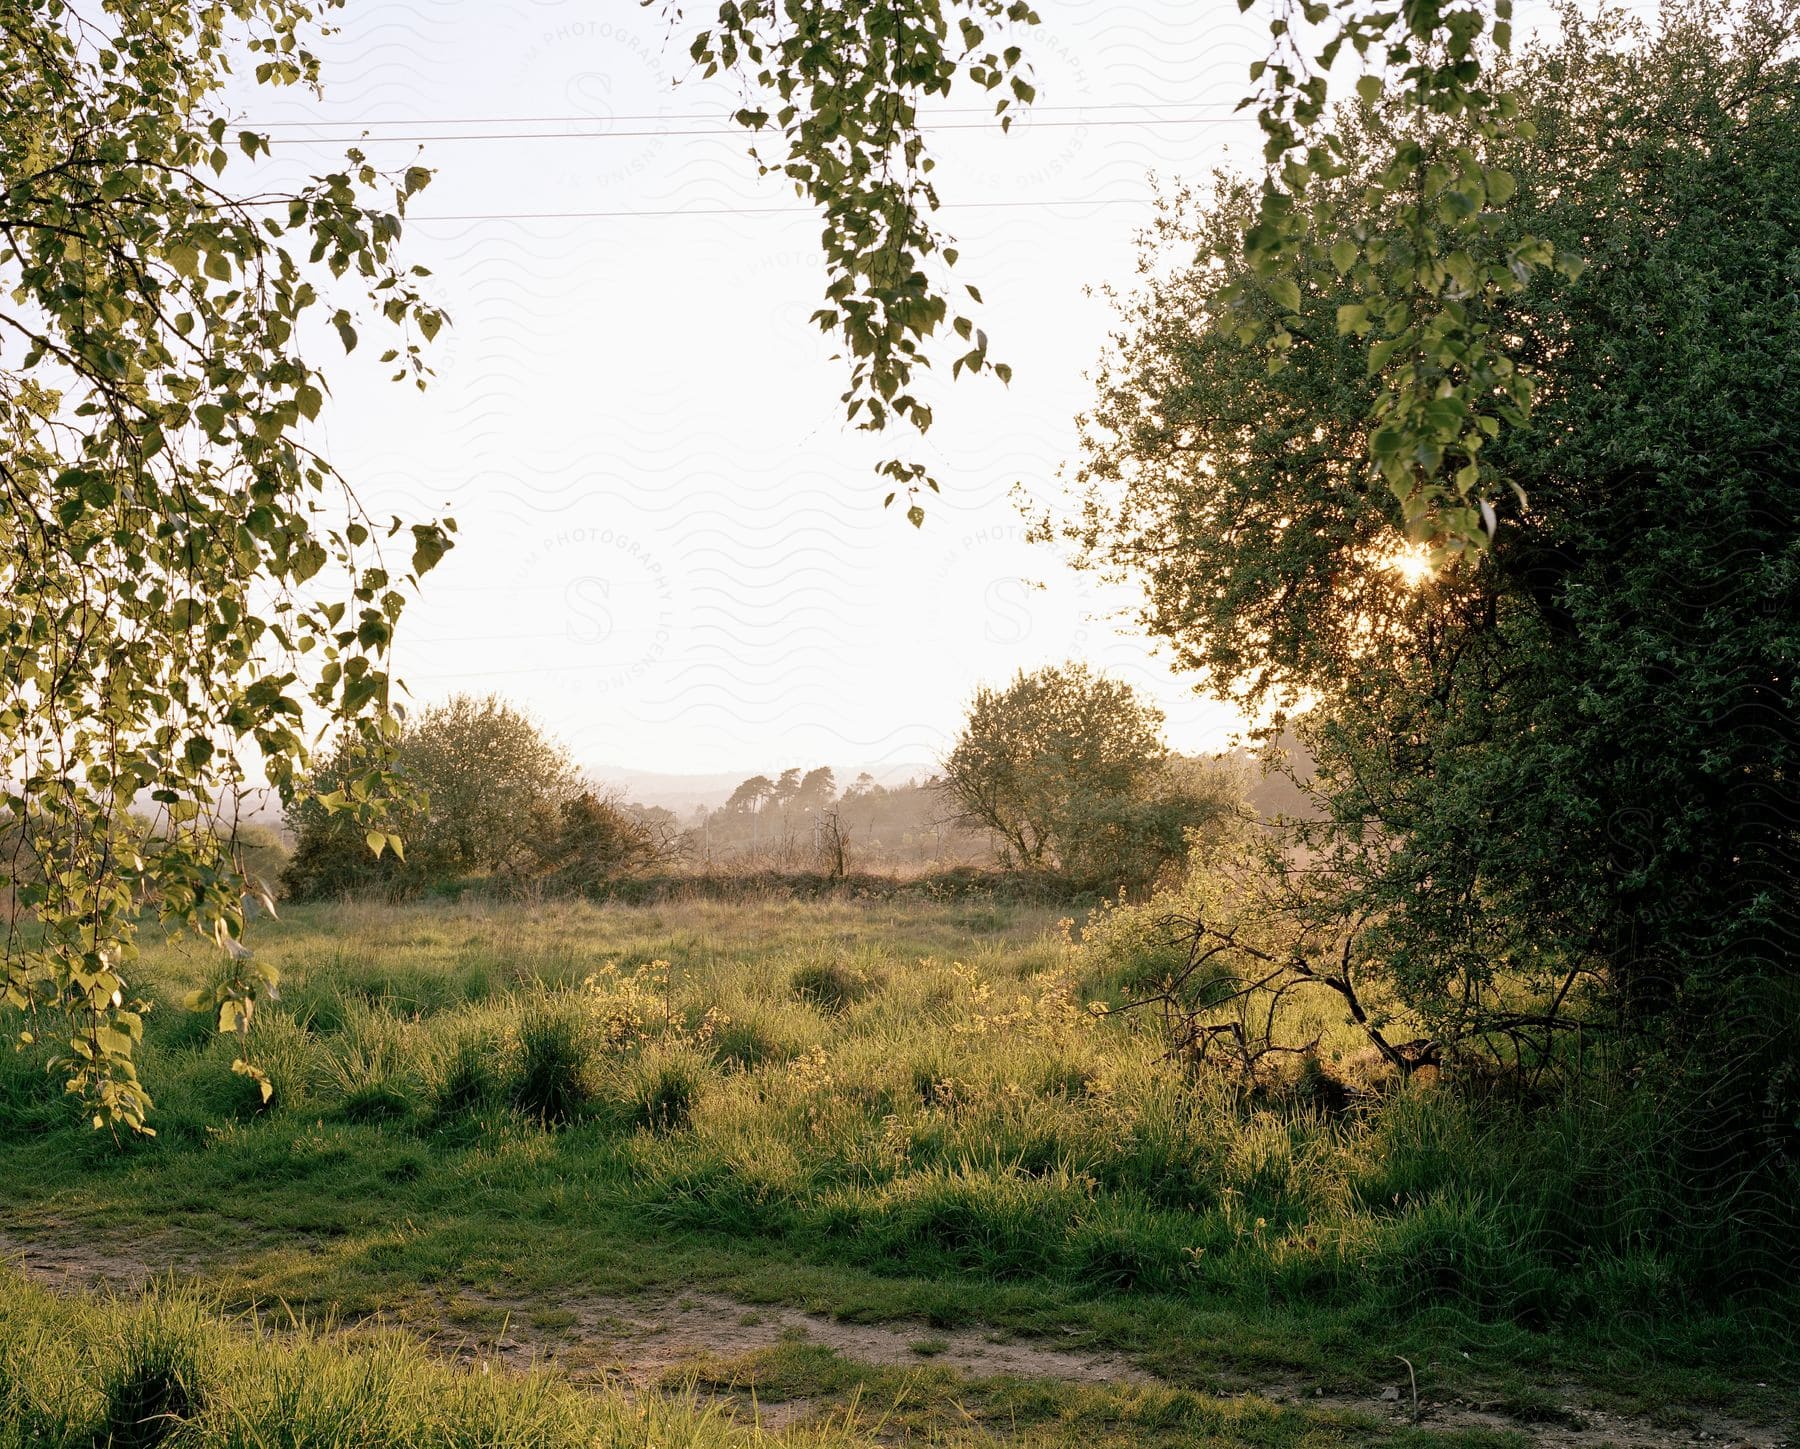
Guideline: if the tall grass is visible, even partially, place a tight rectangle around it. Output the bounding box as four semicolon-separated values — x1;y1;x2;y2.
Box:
0;1272;804;1448
3;895;1793;1383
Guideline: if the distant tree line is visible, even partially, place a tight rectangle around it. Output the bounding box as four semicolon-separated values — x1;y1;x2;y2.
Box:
283;669;1251;899
686;768;989;873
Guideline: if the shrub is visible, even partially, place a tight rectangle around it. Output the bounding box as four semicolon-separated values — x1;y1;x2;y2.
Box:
319;1007;422;1123
708;1015;791;1071
97;1296;211;1449
540;790;676;892
428;1031;504;1121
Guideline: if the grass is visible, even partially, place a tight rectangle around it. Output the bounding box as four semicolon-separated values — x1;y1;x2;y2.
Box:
0;1271;788;1448
0;1270;1559;1448
1;894;1794;1444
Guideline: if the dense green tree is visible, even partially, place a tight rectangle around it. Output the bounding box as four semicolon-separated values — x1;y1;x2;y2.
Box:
1066;3;1800;1164
943;663;1237;887
283;695;575;897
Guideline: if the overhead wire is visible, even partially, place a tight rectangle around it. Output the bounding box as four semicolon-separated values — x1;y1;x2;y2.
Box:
245;102;1242;130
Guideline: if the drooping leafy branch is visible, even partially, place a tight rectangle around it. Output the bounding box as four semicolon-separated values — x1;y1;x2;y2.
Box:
1;0;453;1131
671;0;1040;525
678;0;1557;547
1238;0;1579;553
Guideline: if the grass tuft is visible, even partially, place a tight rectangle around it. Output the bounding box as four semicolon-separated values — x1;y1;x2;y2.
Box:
510;998;591;1126
790;958;875;1014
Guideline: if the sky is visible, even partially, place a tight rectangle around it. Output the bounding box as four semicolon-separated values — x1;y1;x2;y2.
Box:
227;0;1637;791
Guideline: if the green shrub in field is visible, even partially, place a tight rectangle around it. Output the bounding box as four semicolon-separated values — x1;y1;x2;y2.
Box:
320;1003;424;1123
707;1012;792;1071
625;1046;710;1134
97;1293;211;1449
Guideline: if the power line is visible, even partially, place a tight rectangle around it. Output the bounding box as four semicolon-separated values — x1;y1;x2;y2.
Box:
246;102;1241;129
261;116;1241;146
406;197;1152;224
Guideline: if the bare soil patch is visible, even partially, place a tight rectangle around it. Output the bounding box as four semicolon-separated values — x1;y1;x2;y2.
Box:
1252;1381;1792;1449
435;1282;1157;1388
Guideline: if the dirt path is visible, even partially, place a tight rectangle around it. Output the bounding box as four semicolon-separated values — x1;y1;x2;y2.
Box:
2;1223;1790;1446
436;1282;1158;1386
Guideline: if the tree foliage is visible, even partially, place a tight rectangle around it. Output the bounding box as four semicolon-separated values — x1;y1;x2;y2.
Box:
680;0;1040;521
1;0;451;1130
689;0;1556;542
1235;0;1575;550
943;663;1239;888
284;695;598;897
1067;3;1800;1158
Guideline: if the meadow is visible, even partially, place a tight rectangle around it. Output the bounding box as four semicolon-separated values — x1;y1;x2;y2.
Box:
1;893;1793;1446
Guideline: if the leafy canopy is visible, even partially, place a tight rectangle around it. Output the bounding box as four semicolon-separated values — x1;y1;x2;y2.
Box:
1;0;452;1130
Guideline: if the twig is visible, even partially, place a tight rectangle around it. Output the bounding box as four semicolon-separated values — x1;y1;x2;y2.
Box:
1396;1355;1419;1424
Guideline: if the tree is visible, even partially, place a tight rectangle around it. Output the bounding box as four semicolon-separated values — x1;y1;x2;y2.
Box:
400;695;575;878
541;790;679;891
798;767;837;812
724;775;776;816
1;0;451;1129
283;695;575;897
1065;4;1800;1155
943;663;1233;886
773;767;804;825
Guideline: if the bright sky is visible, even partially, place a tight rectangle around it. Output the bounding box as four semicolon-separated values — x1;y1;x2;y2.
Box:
231;0;1630;783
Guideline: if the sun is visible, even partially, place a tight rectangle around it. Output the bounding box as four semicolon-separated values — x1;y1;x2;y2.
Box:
1384;544;1437;589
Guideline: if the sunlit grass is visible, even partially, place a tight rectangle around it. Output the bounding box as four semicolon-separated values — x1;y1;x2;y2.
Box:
1;893;1792;1442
